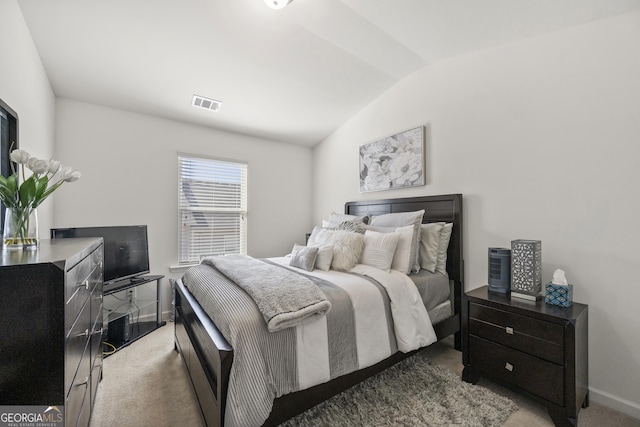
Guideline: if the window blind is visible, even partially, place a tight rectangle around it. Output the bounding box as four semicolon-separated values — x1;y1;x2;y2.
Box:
178;154;247;264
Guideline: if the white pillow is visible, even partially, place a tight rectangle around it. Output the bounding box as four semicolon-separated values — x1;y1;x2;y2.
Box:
322;220;338;229
369;210;425;273
361;230;400;272
363;224;414;274
419;223;444;273
310;244;333;271
329;230;365;271
436;223;453;274
307;226;331;246
390;225;414;274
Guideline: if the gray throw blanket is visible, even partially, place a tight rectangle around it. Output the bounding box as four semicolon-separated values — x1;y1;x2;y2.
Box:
202;255;331;332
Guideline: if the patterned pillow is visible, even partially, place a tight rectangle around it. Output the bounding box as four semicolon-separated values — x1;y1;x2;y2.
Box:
329;212;368;224
336;220;366;234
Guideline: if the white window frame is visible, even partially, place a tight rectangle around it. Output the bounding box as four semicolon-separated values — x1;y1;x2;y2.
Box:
177;153;247;265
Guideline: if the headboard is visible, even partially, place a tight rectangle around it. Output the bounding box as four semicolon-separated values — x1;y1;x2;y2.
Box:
345;194;464;329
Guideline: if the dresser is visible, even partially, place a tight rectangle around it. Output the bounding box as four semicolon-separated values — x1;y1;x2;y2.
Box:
462;286;588;427
0;238;104;427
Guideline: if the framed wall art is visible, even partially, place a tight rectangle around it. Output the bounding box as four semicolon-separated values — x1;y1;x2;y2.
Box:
359;126;424;192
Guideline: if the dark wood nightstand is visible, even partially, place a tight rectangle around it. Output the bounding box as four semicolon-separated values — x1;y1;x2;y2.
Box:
462;286;589;427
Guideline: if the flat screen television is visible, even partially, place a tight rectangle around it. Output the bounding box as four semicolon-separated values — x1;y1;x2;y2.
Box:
51;225;150;286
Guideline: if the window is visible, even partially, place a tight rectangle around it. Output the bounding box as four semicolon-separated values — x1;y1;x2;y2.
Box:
178;153;247;265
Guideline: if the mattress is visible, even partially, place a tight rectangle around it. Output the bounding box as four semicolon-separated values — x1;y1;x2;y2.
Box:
409;269;451;311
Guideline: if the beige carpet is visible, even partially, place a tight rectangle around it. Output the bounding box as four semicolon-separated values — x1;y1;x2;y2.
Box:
90;324;640;427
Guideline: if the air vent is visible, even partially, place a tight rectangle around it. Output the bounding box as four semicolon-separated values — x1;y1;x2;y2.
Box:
191;95;222;112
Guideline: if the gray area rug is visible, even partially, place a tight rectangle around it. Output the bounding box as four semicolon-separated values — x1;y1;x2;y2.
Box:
281;352;518;427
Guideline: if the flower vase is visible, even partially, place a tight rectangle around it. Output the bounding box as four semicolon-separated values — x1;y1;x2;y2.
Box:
2;207;39;250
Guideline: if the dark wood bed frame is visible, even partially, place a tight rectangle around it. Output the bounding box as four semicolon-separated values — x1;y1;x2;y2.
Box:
174;194;464;427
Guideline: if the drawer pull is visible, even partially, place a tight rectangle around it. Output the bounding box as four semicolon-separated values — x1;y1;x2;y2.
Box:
505;362;514;372
78;279;89;290
505;327;514;335
76;376;89;387
76;329;89;338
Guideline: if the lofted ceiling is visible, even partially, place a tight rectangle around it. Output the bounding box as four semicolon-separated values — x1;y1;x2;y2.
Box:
17;0;640;147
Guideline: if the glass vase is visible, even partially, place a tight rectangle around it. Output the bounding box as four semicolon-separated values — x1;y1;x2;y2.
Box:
2;207;39;251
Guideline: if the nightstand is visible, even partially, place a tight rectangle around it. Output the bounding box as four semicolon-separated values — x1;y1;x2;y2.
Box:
462;286;589;427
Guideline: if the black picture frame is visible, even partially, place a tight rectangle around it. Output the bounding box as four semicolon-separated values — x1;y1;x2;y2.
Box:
0;98;19;235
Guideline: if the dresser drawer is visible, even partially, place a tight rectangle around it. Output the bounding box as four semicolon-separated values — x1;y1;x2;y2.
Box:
66;368;89;427
469;335;564;405
469;303;564;364
65;257;101;331
65;300;92;391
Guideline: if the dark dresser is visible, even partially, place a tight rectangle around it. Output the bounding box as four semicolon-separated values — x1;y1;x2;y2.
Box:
462;286;588;427
0;238;104;427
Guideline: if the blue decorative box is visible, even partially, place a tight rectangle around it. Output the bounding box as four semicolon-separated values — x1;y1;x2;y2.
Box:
545;283;573;307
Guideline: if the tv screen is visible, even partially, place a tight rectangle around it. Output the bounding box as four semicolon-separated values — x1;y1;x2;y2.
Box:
51;225;150;285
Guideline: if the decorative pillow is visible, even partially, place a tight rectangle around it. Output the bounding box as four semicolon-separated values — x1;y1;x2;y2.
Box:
363;224;413;274
289;244;319;271
311;229;365;271
369;210;425;273
310;244;334;271
331;231;365;271
321;220;338;229
419;223;444;273
361;230;400;272
329;212;367;225
336;220;366;234
436;223;453;274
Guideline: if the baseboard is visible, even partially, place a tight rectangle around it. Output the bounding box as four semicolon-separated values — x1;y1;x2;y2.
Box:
162;309;175;322
590;386;640;421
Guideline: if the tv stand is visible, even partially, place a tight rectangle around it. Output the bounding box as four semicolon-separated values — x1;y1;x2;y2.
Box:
103;274;166;355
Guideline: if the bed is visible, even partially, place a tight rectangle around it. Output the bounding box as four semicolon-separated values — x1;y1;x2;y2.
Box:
174;194;464;427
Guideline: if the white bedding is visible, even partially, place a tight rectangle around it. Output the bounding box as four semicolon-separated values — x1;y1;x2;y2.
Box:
269;258;438;390
183;256;437;427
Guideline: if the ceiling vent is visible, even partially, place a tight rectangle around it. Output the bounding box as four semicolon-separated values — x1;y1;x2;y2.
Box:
191;95;222;112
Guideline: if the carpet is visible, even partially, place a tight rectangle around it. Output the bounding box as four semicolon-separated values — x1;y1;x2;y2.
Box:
280;352;518;427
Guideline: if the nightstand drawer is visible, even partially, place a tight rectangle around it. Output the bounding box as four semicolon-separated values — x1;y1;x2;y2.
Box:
469;303;564;364
469;335;564;405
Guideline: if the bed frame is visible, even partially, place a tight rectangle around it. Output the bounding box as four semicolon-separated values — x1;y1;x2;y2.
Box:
174;194;464;427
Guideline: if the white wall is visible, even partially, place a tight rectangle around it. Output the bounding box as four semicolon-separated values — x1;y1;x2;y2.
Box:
0;0;56;233
53;98;313;313
313;12;640;419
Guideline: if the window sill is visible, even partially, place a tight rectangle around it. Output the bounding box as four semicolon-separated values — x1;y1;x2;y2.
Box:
169;264;197;274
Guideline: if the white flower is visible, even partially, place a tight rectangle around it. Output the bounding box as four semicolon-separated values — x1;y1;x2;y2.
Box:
61;167;81;182
27;157;49;174
64;170;82;182
0;148;81;214
9;149;30;164
48;160;61;174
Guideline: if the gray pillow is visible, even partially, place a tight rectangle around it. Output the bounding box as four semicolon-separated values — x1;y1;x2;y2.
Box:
289;244;319;271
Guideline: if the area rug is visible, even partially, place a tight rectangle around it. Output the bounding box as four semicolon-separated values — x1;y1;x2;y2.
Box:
280;353;518;427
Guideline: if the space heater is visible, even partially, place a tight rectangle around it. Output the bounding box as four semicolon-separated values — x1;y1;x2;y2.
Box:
488;247;511;293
